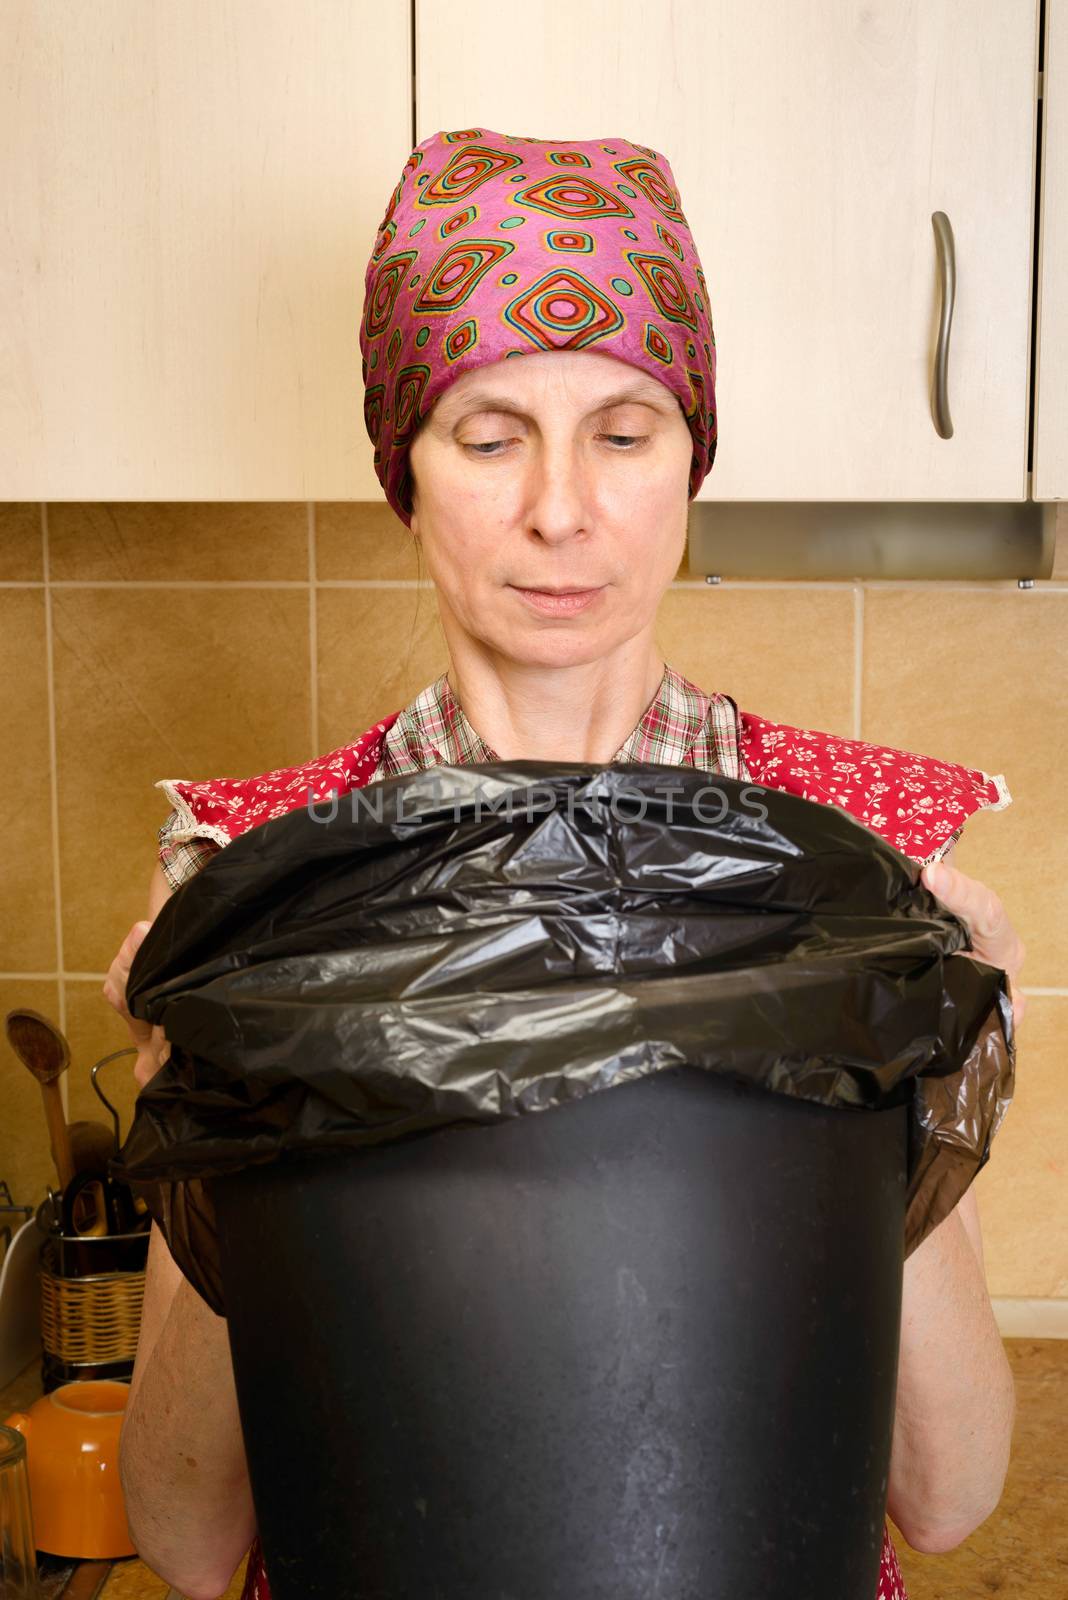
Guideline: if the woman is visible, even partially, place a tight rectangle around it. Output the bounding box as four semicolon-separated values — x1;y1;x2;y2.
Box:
109;129;1023;1600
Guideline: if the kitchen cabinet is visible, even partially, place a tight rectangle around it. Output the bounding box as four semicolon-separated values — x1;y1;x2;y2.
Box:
417;0;1042;502
1;2;1055;507
0;0;409;502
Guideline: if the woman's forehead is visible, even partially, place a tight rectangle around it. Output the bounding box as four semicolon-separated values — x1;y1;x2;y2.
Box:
434;354;679;420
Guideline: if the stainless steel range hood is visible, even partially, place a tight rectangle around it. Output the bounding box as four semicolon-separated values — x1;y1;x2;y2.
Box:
686;500;1056;582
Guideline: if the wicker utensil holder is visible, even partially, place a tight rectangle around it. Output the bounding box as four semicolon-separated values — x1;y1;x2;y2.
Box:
35;1192;149;1388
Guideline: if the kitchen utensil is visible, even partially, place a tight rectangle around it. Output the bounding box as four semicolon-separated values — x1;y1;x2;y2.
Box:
88;1049;133;1151
67;1120;118;1180
57;1171;136;1241
4;1380;136;1559
93;1174;139;1236
5;1010;75;1190
107;1180;141;1235
58;1562;112;1599
38;1190;151;1286
60;1171;107;1238
88;1048;149;1221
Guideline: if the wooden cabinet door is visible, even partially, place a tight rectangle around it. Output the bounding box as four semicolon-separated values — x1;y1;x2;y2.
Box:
0;0;410;500
416;0;1040;502
1034;0;1068;500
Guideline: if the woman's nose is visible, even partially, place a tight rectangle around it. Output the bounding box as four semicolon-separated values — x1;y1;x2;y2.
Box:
523;440;593;542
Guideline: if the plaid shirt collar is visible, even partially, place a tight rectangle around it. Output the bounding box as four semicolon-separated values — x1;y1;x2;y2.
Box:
376;662;746;780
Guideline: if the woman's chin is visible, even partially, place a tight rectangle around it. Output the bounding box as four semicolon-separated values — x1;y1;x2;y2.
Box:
491;632;615;669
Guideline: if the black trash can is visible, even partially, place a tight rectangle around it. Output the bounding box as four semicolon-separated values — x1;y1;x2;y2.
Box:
117;760;1011;1598
213;1063;908;1600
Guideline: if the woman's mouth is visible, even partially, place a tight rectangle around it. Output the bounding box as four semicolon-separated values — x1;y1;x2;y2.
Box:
509;585;606;616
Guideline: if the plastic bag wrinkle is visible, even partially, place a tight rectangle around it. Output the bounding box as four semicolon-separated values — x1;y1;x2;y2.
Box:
109;763;1014;1316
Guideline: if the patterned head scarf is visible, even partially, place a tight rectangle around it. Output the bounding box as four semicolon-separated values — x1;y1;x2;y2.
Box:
359;127;718;528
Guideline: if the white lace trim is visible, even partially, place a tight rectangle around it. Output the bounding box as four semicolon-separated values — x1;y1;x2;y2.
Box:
915;770;1012;868
155;778;234;850
918;837;959;870
983;772;1013;812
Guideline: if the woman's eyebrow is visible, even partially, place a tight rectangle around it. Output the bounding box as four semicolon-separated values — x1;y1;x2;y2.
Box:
444;385;675;424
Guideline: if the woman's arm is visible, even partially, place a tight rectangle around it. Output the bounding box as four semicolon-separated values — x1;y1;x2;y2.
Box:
886;841;1018;1551
114;860;258;1599
120;1239;258;1600
886;1184;1015;1552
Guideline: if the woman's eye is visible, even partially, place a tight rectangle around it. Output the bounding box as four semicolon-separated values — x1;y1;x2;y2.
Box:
600;434;648;450
462;434;648;456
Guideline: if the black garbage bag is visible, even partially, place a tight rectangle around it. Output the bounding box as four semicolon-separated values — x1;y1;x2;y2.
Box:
111;760;1014;1320
109;761;1015;1599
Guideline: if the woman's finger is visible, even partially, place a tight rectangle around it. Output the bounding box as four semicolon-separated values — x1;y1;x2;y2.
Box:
133;1024;171;1089
100;921;176;1082
102;920;152;997
928;860;1028;1030
922;860;1021;960
945;949;1026;1030
101;921;152;1017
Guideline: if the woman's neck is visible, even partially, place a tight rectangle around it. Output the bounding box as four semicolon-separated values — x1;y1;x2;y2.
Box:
443;645;668;765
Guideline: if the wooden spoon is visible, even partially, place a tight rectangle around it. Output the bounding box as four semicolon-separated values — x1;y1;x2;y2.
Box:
68;1119;120;1178
5;1009;76;1190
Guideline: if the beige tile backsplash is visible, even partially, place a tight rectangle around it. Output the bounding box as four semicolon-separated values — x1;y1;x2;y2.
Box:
2;500;1065;1307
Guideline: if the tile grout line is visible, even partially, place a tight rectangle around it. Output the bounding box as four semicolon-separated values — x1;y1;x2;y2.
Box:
1;578;1067;593
308;503;318;757
39;504;69;1120
853;582;864;741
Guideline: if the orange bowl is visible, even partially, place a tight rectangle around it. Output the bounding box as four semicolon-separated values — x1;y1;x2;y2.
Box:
4;1379;136;1558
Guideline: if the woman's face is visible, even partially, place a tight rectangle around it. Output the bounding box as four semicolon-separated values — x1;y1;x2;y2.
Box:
406;349;694;667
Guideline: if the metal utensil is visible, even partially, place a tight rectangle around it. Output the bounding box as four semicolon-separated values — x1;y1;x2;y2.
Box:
61;1171;109;1239
88;1049;150;1221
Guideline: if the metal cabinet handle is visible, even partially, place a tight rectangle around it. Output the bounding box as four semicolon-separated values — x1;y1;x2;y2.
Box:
931;210;955;438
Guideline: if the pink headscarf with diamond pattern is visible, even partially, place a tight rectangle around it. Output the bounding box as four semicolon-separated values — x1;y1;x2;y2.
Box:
359;126;717;527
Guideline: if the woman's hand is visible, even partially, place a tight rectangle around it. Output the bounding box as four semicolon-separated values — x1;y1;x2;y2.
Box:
102;920;172;1087
921;854;1027;1030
